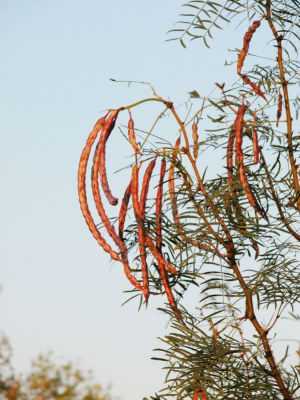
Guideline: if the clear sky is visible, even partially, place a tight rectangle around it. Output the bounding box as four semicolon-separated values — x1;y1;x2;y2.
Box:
1;1;299;400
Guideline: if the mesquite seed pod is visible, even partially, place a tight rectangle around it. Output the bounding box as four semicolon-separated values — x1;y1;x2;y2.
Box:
227;128;236;183
128;110;141;154
192;122;199;160
155;159;181;318
236;20;267;103
132;160;177;275
237;20;261;75
79;114;144;293
144;234;178;274
240;161;264;217
235;102;245;164
118;181;132;240
234;102;264;217
99;109;121;206
276;91;283;127
157;260;182;320
253;112;259;164
91;140;127;254
140;159;157;216
78;115;121;263
131;162;150;301
131;163;144;226
139;223;149;304
92;122;145;292
138;158;157;305
156;159;166;251
242;75;268;103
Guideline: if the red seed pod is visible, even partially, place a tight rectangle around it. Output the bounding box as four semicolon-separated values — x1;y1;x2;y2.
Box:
253;112;259;164
130;163;148;296
155;158;181;318
276;91;283;127
139;158;157;305
169;138;181;223
237;20;261;75
240;162;264;217
227;128;236;183
78;115;121;262
91;129;144;293
192;122;199;160
128;110;141;154
138;224;149;304
140;159;157;216
121;259;144;292
242;75;268;103
144;234;178;274
98;109;121;206
131;163;143;225
79;114;147;295
158;261;182;320
118;181;132;240
92;140;127;254
131;160;158;304
235;101;245;164
156;159;166;250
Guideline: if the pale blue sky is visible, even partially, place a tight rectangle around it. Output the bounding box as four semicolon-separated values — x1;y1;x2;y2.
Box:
1;1;298;399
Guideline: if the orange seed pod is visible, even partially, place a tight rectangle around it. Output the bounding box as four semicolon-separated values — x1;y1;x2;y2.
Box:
118;181;132;240
78;115;121;262
235;101;245;164
91;130;144;292
242;75;267;103
144;234;178;275
192;121;199;160
156;159;166;250
227;128;236;183
138;158;157;305
240;162;264;217
99;109;121;206
128;110;141;154
140;159;157;216
131;163;143;226
237;20;261;75
92;140;127;254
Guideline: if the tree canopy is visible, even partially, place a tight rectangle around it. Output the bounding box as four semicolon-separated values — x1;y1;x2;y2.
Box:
78;0;300;398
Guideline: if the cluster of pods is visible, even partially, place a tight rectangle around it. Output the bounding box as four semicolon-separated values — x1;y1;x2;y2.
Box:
77;16;285;400
78;107;184;319
228;17;283;222
237;17;282;123
227;99;266;221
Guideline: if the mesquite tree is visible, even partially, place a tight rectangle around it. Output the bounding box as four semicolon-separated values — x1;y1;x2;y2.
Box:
78;0;300;399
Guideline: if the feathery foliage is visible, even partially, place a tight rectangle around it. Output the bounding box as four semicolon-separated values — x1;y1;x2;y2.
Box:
78;0;300;398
